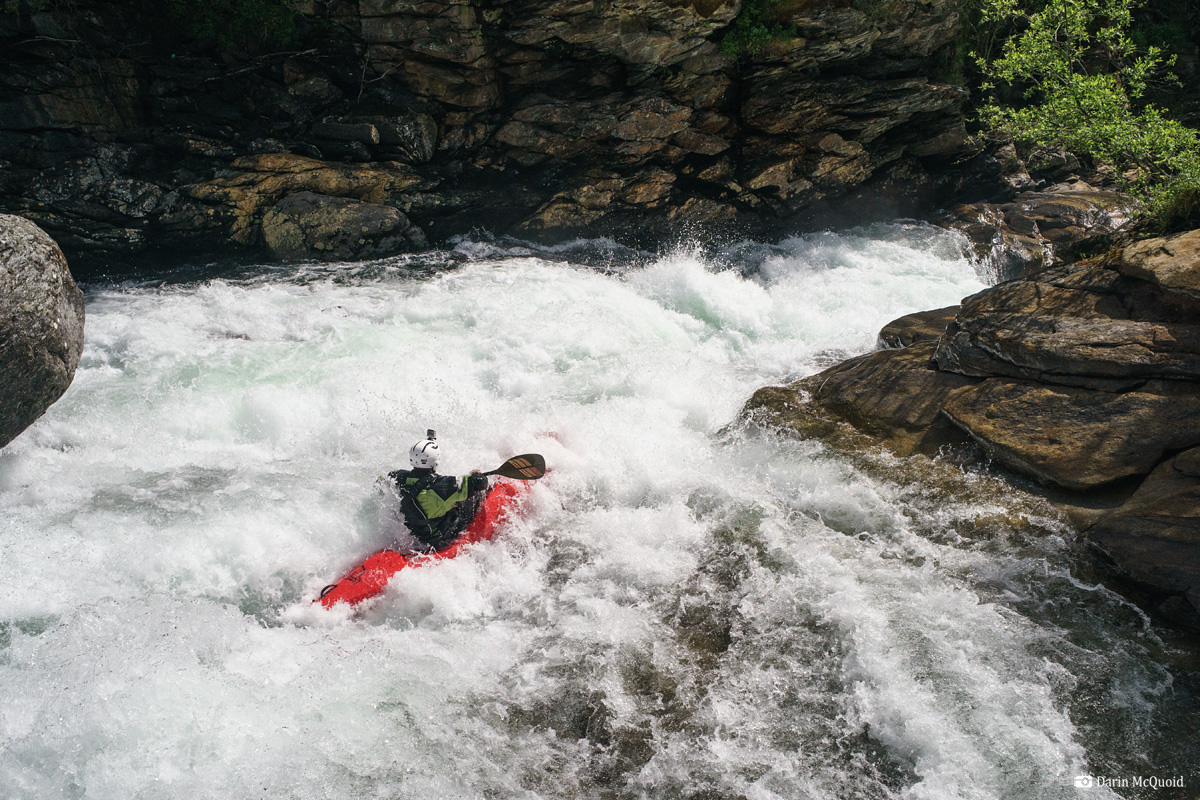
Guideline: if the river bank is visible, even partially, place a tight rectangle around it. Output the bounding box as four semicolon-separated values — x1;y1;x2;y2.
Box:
744;226;1200;633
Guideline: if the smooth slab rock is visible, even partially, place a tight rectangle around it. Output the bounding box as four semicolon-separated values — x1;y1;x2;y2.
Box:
1118;229;1200;300
941;379;1200;489
0;214;85;448
1088;448;1200;628
878;305;959;349
934;277;1200;386
751;342;981;456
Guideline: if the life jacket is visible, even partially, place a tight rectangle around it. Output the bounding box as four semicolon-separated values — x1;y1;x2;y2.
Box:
388;468;472;547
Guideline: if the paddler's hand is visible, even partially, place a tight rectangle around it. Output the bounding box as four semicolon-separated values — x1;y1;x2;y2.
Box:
468;471;488;492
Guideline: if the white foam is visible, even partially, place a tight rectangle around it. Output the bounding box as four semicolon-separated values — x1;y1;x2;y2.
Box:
0;227;1173;798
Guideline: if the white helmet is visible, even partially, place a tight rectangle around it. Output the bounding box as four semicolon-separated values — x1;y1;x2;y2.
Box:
409;429;440;469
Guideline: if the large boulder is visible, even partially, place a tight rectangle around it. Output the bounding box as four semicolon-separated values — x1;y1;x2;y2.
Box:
0;214;85;448
1117;228;1200;300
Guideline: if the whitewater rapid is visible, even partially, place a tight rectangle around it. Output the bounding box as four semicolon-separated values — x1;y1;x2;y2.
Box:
1;225;1195;799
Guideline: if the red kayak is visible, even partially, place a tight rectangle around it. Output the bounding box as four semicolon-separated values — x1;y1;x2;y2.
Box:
315;480;527;609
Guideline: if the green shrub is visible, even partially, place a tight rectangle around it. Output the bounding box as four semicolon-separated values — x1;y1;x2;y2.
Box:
974;0;1200;220
2;0;52;15
163;0;302;55
719;0;798;57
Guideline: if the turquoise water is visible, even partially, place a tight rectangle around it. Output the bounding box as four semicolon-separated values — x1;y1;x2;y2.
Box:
1;225;1196;799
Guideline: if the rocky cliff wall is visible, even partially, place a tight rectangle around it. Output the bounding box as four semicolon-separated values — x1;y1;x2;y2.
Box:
0;0;970;267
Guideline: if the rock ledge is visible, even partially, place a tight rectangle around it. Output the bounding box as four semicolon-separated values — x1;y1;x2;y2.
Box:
743;228;1200;630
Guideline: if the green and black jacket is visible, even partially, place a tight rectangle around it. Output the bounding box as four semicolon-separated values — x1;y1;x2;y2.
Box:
389;468;484;548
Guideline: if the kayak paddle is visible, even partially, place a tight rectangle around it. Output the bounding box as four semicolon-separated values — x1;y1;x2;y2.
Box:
484;454;546;480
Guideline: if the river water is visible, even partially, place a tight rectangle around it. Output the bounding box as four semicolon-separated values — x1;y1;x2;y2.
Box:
1;224;1197;799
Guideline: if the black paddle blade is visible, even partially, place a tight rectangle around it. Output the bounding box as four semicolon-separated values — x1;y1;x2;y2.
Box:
487;454;546;480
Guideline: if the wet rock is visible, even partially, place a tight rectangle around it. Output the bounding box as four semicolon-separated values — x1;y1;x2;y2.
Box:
939;181;1132;281
934;278;1200;387
940;379;1200;490
745;231;1199;493
1088;448;1200;629
0;0;974;256
744;342;980;457
260;191;424;261
0;214;85;449
749;230;1200;493
877;305;959;349
173;154;428;246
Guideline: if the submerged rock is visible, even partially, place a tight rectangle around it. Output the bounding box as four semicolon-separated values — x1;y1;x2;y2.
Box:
0;214;84;448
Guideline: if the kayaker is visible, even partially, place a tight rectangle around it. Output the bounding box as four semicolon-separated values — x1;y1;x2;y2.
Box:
387;429;490;551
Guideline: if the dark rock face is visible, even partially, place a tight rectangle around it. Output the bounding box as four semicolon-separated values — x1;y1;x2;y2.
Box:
0;214;85;449
0;0;970;264
1089;449;1200;628
261;191;426;261
743;227;1200;629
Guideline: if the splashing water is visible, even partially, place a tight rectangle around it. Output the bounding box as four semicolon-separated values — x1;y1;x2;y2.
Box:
1;224;1196;799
